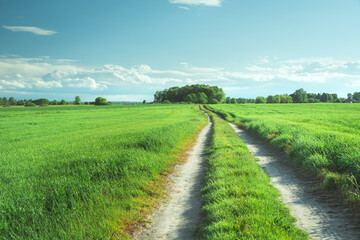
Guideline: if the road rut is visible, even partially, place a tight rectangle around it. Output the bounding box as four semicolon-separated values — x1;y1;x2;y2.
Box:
229;122;360;240
134;115;211;240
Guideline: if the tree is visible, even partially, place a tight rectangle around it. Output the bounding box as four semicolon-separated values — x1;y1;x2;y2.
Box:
60;99;66;105
197;92;208;104
226;97;231;104
347;93;353;100
33;98;49;106
17;100;25;105
230;98;237;104
291;88;307;103
353;92;360;102
0;98;3;105
50;100;58;105
8;97;17;105
255;96;266;104
237;98;247;104
95;97;108;105
143;100;146;104
25;102;36;107
185;93;197;103
2;97;8;105
74;96;81;105
266;95;276;103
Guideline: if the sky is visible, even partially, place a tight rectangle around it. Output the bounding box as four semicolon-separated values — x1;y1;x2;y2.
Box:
1;0;360;101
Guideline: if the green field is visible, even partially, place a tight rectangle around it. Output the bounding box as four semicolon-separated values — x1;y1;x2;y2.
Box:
0;104;206;239
198;109;308;239
207;103;360;205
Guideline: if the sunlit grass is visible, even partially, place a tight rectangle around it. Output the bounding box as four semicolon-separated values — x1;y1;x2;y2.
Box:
0;104;205;239
207;103;360;206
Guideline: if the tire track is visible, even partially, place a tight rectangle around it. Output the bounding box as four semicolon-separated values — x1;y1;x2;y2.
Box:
134;115;211;240
229;122;360;240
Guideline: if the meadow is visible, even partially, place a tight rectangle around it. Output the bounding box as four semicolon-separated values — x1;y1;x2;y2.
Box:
0;104;206;239
198;108;307;239
207;103;360;206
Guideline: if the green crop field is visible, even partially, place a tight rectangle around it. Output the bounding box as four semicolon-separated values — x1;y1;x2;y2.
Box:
0;104;206;239
207;103;360;205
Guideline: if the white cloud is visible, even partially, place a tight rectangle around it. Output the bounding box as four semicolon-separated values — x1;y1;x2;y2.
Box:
169;0;222;7
2;26;57;35
65;77;107;90
179;6;190;10
1;56;360;100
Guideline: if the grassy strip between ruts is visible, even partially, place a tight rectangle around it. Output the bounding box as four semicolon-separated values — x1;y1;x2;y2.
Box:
197;108;308;239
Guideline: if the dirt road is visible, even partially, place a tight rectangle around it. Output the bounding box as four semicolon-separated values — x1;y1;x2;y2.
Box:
229;122;360;240
134;116;211;240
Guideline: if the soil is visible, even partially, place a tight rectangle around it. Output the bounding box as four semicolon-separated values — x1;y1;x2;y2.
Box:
229;122;360;240
133;115;211;240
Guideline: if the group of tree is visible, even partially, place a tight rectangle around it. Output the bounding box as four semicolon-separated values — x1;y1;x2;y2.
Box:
0;97;69;107
154;84;226;104
226;89;360;104
0;96;111;107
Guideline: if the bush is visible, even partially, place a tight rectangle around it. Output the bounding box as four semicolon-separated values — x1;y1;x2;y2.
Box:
25;102;37;107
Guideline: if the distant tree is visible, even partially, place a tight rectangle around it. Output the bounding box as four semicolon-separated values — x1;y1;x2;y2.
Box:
237;98;247;104
347;93;353;100
331;93;338;102
8;97;17;105
320;93;328;102
33;98;49;106
25;102;36;107
185;93;197;103
2;97;8;105
197;92;208;104
230;98;237;104
60;99;66;105
0;98;3;105
308;98;315;103
143;100;146;104
95;97;108;105
266;95;276;103
17;100;25;105
74;96;81;105
84;102;89;105
291;88;307;103
162;100;171;104
226;97;231;104
353;92;360;102
50;100;58;105
255;96;266;104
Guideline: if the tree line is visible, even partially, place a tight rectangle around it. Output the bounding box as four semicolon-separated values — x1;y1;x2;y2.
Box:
225;89;360;104
0;96;111;107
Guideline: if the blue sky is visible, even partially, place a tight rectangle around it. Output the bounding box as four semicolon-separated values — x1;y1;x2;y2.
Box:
1;0;360;101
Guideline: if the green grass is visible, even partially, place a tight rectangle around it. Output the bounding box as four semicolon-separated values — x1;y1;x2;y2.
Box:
197;109;308;239
0;104;206;239
206;103;360;206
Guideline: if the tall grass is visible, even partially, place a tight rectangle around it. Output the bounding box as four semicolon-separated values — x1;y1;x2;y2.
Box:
198;109;308;239
0;104;205;239
207;103;360;206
